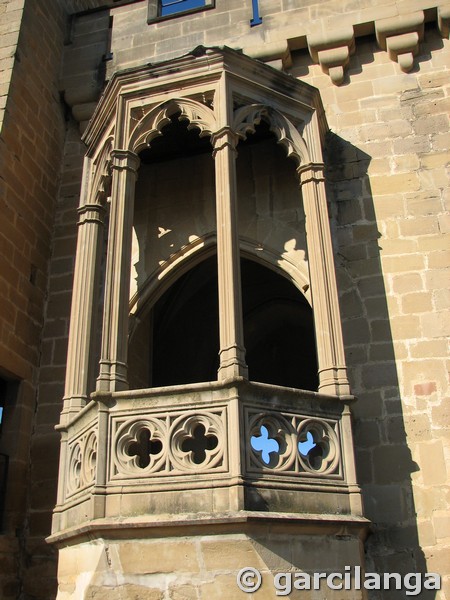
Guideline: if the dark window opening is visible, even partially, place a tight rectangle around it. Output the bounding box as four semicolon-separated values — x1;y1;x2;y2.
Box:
151;255;220;387
241;259;318;391
129;257;318;391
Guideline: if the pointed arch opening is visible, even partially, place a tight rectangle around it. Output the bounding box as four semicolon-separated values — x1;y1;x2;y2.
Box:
128;254;318;391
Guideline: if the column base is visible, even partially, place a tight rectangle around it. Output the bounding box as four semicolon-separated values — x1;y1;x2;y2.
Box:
218;345;248;380
318;366;351;397
96;361;129;392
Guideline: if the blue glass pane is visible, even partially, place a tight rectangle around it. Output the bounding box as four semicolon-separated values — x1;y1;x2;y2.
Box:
0;406;3;425
161;0;206;16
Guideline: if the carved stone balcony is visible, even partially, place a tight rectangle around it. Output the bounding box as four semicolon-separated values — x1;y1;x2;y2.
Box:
52;380;363;539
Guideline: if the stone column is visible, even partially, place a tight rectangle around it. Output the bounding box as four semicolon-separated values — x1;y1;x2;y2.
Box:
298;163;350;396
62;157;106;417
97;150;140;392
212;127;248;381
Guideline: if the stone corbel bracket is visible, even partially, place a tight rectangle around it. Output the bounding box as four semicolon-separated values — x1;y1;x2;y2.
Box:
375;11;424;72
307;27;355;85
438;5;450;39
242;40;292;71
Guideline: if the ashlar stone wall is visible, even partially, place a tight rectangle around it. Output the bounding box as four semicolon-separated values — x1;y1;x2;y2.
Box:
308;29;449;595
0;1;68;598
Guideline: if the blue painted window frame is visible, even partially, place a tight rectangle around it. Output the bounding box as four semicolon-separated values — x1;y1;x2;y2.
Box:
148;0;215;23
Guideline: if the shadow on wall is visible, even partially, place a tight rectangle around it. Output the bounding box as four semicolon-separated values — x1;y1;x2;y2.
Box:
324;131;436;599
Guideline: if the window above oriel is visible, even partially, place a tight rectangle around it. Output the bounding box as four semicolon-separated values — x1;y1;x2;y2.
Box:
148;0;214;23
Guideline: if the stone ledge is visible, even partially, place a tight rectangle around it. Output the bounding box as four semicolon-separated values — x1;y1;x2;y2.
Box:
47;509;371;546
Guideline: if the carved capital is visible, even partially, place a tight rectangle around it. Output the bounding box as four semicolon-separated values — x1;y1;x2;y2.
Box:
297;163;325;185
110;149;140;173
77;203;106;226
211;127;239;157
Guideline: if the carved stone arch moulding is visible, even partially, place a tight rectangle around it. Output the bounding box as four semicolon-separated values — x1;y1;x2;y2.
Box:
232;104;311;167
87;136;114;206
239;240;312;306
129;97;217;154
129;234;217;329
128;235;313;342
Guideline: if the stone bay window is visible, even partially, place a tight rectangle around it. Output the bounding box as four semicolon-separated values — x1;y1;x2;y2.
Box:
50;47;367;592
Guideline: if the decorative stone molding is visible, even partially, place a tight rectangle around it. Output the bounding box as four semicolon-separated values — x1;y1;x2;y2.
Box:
375;12;424;72
307;27;355;85
130;98;217;154
111;409;226;478
232;104;309;165
114;417;167;475
66;428;97;498
170;412;224;471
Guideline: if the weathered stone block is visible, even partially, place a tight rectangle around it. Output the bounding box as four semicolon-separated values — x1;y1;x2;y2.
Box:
418;441;447;487
118;541;200;575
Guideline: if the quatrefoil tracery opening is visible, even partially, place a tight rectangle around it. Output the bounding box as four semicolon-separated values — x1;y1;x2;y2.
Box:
181;423;218;465
296;419;339;474
248;414;340;475
126;428;163;469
